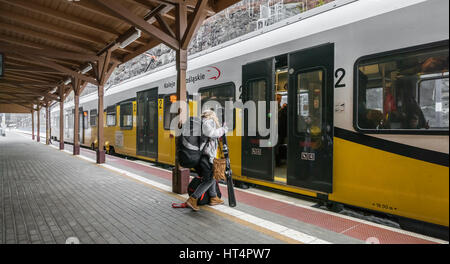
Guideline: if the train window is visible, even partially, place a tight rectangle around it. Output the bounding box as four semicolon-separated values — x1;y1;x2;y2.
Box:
90;109;97;127
149;100;157;131
418;76;449;129
120;103;133;129
106;106;116;127
356;44;449;133
247;79;266;135
198;82;235;127
296;70;323;133
164;94;177;130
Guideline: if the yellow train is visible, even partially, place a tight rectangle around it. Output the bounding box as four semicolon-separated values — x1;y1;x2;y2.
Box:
51;0;449;239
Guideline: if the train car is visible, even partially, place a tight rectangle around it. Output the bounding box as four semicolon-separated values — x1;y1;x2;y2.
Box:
51;0;449;238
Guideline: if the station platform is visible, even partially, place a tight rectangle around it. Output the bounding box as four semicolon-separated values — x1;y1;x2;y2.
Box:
0;131;447;244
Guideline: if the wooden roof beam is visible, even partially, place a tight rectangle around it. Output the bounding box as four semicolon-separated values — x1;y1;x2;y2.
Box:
210;0;240;13
0;43;100;62
4;52;99;86
181;0;208;50
155;13;176;38
0;35;47;50
120;4;177;63
0;0;120;37
4;65;66;75
4;71;58;83
6;55;80;69
0;83;53;90
0;22;96;53
148;0;215;15
67;1;126;23
4;72;55;84
0;10;109;47
92;0;180;50
0;80;54;88
0;84;60;101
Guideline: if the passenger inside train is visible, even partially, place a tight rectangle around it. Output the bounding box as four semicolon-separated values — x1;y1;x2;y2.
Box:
357;46;449;131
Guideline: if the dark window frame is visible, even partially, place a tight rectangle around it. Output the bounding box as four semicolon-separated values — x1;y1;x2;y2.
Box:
353;40;449;135
163;94;177;130
294;67;326;137
89;109;97;127
106;105;117;127
198;81;236;129
244;78;269;135
120;102;134;130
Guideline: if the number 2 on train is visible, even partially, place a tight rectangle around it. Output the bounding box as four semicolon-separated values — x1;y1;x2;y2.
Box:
335;68;346;88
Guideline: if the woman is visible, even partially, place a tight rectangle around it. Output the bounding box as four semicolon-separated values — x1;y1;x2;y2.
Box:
186;110;228;211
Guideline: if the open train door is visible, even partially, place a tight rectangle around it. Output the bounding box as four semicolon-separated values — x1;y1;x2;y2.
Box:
287;44;334;193
137;88;158;159
242;58;275;181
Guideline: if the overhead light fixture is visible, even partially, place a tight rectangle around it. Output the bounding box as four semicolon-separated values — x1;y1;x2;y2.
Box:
81;63;93;74
119;28;141;49
50;87;58;93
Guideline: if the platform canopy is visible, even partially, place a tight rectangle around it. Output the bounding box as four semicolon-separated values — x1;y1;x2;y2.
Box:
0;0;240;112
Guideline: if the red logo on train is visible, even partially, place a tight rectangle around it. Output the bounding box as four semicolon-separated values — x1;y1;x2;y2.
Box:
207;66;221;80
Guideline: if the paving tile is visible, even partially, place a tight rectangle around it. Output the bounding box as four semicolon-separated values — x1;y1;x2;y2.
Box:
0;133;284;244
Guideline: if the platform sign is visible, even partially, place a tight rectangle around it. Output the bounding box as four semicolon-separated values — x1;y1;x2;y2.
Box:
0;53;3;78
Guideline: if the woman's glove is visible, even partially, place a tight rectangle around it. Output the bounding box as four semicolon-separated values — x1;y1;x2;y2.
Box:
222;122;229;134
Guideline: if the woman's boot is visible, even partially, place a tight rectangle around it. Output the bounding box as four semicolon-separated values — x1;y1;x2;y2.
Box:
209;196;224;206
186;196;200;211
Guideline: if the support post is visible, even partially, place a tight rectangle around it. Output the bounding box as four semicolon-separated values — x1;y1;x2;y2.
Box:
59;87;64;150
73;78;81;155
37;106;40;142
31;109;35;140
173;2;190;194
46;105;49;145
97;83;105;163
48;106;51;144
95;51;113;164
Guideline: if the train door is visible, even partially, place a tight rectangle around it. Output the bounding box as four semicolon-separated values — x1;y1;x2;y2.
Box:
137;88;158;159
242;58;275;181
287;43;334;193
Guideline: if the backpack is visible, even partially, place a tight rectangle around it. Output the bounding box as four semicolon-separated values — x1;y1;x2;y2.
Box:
187;177;222;205
177;116;207;168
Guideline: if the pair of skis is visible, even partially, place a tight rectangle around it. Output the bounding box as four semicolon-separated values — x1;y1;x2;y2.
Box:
221;134;236;207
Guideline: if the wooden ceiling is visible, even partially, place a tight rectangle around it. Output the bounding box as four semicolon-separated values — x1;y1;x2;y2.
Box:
0;0;239;113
